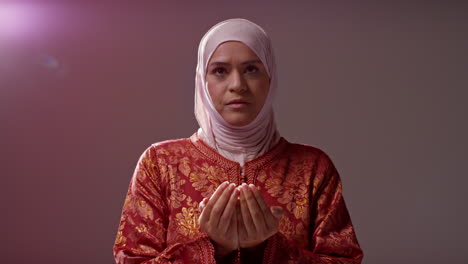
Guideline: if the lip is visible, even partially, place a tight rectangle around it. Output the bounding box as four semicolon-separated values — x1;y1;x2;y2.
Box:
226;103;249;109
225;99;249;110
226;99;249;105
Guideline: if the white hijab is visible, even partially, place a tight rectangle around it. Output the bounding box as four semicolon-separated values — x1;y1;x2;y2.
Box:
194;18;280;167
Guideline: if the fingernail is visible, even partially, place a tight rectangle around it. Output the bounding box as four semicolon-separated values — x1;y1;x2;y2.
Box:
273;207;284;215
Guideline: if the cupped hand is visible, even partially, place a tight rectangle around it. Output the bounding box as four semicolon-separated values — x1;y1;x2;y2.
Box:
237;183;284;249
198;181;240;257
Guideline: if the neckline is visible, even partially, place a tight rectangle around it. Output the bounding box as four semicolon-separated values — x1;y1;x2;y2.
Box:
189;132;289;171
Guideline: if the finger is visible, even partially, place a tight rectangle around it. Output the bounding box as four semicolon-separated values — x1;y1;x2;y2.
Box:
249;184;276;229
239;184;257;235
199;198;208;212
229;203;239;246
199;181;229;224
200;197;208;207
242;184;266;233
219;186;239;233
211;183;236;226
270;206;284;220
236;203;247;239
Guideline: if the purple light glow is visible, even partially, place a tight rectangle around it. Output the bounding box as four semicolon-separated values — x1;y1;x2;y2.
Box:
0;3;46;42
0;4;30;37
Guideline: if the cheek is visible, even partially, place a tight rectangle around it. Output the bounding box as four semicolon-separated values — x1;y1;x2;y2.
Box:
206;79;224;105
253;79;270;104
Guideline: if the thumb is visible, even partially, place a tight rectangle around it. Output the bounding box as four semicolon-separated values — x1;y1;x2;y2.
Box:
270;206;284;219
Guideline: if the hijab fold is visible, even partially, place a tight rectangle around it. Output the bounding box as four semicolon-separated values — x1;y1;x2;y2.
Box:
194;18;280;167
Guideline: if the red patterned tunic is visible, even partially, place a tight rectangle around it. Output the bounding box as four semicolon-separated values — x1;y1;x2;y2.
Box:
113;133;363;263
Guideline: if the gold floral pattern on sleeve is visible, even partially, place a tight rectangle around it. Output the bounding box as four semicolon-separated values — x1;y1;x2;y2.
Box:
168;165;187;209
178;157;191;177
175;197;202;239
135;199;154;220
114;217;127;248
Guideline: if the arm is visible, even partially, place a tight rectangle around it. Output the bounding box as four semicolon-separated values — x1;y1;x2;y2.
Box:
113;146;216;264
263;154;364;263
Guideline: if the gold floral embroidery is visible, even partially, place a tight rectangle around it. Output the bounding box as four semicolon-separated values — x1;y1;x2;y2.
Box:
265;177;283;195
156;148;170;156
178;157;191;177
153;218;166;241
115;230;126;247
257;170;268;183
168;164;186;209
137;244;157;254
135;223;150;233
278;183;309;220
167;142;188;156
114;214;127;247
123;193;131;208
257;159;287;184
279;216;308;248
136;199;154;220
175;197;201;239
140;157;157;179
279;216;295;237
264;158;311;221
189;162;227;197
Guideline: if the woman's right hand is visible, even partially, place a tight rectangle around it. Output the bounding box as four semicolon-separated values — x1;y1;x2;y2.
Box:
199;181;240;257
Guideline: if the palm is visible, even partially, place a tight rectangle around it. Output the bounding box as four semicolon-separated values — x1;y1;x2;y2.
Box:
198;182;240;255
237;183;283;248
199;182;283;254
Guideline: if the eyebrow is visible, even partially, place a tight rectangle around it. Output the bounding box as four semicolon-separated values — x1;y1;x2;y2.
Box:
208;59;262;67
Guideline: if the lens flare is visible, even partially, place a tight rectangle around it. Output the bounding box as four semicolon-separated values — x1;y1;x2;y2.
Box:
0;3;37;39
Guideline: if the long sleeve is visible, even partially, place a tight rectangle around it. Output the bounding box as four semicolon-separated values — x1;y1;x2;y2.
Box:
113;146;216;264
262;153;364;263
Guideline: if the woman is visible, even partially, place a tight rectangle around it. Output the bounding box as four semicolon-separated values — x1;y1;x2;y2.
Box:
113;18;363;263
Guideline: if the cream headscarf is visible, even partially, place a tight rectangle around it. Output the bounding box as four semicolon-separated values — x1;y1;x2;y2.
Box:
194;18;280;167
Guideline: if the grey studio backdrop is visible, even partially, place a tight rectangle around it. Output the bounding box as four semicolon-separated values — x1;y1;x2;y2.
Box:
1;1;467;264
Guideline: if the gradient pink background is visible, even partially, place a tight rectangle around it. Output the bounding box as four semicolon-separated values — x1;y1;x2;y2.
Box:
1;1;467;263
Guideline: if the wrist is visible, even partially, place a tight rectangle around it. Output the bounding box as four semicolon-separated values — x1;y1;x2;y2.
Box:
241;241;266;263
242;240;266;251
212;241;235;257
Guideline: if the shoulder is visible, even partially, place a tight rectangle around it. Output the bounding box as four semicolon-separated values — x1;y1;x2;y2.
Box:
281;140;338;176
138;137;193;161
135;138;194;162
151;137;192;152
133;138;194;181
284;141;342;191
284;141;334;164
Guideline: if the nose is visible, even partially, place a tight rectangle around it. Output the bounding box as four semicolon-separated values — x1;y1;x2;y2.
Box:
228;70;247;93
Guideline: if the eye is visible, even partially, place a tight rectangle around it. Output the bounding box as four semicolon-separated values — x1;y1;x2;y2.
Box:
212;67;227;75
245;65;259;74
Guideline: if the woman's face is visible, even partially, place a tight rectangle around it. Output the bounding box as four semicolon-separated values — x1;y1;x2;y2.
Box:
206;41;270;127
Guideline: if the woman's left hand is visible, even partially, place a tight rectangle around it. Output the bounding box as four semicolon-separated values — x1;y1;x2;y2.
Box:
237;183;284;249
